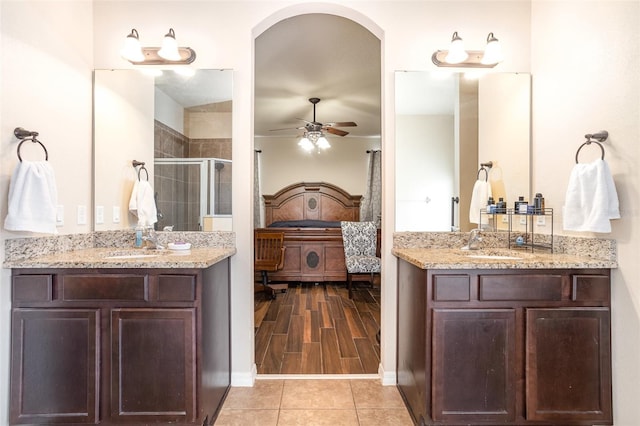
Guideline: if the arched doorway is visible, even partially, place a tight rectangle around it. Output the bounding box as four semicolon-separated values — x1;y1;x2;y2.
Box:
253;10;382;376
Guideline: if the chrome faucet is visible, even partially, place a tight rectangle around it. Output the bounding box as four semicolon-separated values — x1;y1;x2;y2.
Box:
142;226;164;250
467;228;482;250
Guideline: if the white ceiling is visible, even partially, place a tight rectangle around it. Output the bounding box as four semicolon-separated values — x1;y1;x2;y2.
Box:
254;14;381;139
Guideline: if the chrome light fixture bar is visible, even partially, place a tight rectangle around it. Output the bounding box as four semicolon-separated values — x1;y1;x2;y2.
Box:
121;28;196;65
432;31;503;68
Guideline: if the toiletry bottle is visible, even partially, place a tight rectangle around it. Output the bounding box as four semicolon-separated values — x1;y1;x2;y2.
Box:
487;197;495;214
514;196;525;214
497;197;506;214
534;193;545;214
135;225;143;248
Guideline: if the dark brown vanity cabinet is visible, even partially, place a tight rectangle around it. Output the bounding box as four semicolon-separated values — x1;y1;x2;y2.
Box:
10;261;231;426
397;260;612;425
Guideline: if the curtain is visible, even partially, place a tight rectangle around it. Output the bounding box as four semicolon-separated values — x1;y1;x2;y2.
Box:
360;150;382;226
253;150;264;228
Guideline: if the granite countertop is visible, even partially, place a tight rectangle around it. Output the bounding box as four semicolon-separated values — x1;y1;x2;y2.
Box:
392;247;618;270
3;246;236;269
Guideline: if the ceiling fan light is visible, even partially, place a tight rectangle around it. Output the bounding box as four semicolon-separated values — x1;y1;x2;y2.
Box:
316;136;331;150
158;28;181;61
445;31;468;64
298;136;314;151
121;29;145;62
481;32;503;65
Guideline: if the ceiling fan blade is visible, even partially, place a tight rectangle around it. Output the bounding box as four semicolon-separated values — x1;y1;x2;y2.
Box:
325;127;349;137
269;126;304;132
325;121;357;127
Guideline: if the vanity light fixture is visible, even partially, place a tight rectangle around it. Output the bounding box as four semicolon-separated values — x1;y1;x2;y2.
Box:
121;28;196;65
432;31;503;68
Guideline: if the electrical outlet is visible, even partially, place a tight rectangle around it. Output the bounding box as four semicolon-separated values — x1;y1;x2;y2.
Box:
501;215;508;223
519;216;527;225
56;205;64;227
113;206;120;223
536;215;546;226
77;205;87;225
95;206;104;224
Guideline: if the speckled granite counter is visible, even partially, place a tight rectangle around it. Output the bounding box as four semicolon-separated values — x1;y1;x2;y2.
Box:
4;230;235;269
392;232;617;270
392;247;617;270
3;246;235;269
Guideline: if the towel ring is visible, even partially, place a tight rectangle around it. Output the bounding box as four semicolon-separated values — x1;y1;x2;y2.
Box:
477;167;489;181
14;127;48;162
575;140;605;164
132;160;149;181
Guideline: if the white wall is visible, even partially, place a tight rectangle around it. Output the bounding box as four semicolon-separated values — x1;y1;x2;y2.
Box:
7;1;640;425
531;2;640;424
255;136;378;196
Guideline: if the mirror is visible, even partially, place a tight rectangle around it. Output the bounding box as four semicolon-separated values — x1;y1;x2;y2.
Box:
395;71;531;232
93;69;233;231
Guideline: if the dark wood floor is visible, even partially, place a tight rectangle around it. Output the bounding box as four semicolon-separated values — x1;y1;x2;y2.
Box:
254;282;381;374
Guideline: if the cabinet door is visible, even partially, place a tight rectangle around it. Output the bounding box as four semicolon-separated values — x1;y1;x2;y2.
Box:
111;308;196;423
10;309;100;424
432;309;516;423
526;308;612;422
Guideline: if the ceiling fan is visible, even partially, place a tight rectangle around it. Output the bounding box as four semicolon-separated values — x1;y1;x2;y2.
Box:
271;97;357;137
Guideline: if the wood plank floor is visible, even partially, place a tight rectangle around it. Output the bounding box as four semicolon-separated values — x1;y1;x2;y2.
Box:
255;283;381;374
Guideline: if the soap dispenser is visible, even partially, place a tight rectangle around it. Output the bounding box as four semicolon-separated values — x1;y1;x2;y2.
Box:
534;193;545;214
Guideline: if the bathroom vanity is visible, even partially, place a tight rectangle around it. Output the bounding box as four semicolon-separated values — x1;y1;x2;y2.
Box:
394;246;615;426
6;245;234;426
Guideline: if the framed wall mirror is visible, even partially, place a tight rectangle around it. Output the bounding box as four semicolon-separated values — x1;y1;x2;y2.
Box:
93;69;233;232
395;71;531;232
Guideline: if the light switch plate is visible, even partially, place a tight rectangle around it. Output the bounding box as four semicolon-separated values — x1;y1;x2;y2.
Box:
77;205;87;225
536;215;546;226
113;206;120;223
519;216;527;225
56;205;64;227
95;206;104;224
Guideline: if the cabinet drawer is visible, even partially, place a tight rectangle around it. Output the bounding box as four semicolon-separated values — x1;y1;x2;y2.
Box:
62;275;148;301
480;274;563;301
572;275;610;302
158;275;197;301
433;274;470;301
12;275;53;302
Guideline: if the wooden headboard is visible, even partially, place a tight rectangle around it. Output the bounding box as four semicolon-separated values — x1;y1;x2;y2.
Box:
263;182;362;226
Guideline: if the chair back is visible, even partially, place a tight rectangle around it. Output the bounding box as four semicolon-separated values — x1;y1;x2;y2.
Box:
255;231;285;271
340;221;377;257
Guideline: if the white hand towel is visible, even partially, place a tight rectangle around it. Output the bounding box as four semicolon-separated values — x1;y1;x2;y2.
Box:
563;159;620;233
128;180;158;227
4;161;58;234
469;179;492;224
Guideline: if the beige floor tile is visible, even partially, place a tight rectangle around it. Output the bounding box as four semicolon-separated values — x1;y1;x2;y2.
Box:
214;408;279;426
280;379;355;409
350;379;406;409
278;409;359;425
356;408;414;425
222;380;284;409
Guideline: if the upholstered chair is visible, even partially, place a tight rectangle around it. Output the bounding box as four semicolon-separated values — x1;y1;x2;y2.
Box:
340;221;381;299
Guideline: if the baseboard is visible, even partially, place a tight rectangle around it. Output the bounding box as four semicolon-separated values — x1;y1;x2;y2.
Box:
231;364;257;387
379;363;397;386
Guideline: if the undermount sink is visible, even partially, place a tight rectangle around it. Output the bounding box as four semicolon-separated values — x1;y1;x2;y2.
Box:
104;249;168;259
460;248;530;261
466;254;523;260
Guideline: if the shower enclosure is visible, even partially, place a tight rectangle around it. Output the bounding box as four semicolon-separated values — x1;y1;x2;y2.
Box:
154;158;232;231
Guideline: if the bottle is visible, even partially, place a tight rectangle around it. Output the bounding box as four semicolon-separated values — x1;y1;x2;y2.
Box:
135;225;143;248
534;193;545;214
514;196;526;214
487;197;495;213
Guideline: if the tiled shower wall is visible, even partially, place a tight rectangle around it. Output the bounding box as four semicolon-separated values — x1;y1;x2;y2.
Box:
154;120;232;230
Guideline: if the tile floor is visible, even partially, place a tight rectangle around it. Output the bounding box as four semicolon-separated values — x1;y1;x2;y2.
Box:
214;378;414;425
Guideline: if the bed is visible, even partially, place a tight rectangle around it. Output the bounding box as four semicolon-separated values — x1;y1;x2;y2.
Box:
255;182;379;283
